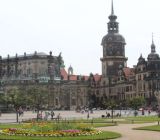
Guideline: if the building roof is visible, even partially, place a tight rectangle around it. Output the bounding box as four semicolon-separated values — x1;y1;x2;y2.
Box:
93;74;101;82
2;52;52;60
68;75;77;81
60;68;68;80
61;68;101;82
69;75;89;81
123;67;135;78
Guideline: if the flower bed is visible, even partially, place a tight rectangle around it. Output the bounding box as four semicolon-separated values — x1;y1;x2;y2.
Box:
0;122;102;137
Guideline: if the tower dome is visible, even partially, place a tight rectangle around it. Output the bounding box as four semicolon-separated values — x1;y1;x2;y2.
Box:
101;33;125;45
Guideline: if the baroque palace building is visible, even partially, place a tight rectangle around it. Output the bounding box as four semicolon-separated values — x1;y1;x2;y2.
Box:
0;0;160;110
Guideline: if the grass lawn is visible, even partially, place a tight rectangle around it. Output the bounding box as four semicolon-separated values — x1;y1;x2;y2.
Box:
0;122;115;129
0;124;23;129
92;123;116;127
92;116;160;124
134;125;160;132
23;116;160;125
0;131;121;140
125;116;160;122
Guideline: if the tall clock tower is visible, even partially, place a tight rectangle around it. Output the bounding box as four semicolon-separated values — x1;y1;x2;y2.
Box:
101;0;127;84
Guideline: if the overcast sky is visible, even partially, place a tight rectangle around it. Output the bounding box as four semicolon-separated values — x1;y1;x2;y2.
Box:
0;0;160;75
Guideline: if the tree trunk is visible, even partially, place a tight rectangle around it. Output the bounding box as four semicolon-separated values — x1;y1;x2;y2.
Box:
111;109;114;118
16;111;19;123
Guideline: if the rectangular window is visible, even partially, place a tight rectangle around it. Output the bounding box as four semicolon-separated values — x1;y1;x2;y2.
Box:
71;98;76;105
126;86;129;92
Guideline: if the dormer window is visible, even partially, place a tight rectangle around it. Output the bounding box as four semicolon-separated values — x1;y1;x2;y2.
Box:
143;67;145;71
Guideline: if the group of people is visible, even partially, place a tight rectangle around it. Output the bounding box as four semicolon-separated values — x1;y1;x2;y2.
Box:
141;109;151;116
44;110;56;120
15;107;63;121
38;110;62;120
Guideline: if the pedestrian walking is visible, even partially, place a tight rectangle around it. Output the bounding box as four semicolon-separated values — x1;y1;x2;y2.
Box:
51;110;55;120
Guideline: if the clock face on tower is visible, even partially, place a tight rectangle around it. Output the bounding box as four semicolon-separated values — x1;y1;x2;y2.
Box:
105;43;124;56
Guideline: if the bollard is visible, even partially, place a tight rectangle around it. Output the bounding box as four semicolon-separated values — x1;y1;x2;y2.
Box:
91;119;93;125
158;121;159;125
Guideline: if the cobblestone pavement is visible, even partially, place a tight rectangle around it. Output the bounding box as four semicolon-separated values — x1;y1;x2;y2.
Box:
98;122;160;140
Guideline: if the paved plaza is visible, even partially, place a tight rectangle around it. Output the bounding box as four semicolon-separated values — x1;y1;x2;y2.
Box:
0;110;109;123
0;110;157;123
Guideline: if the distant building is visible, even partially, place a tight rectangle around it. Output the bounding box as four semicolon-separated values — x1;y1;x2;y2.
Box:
0;51;101;110
0;51;63;81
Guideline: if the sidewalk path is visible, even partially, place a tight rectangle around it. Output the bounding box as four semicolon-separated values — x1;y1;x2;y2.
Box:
98;122;160;140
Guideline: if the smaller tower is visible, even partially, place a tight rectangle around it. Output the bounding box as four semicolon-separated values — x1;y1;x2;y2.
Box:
49;51;52;56
147;34;159;61
107;0;119;34
68;65;73;75
151;34;156;53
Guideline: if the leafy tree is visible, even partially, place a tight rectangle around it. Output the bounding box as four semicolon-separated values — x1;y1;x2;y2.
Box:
4;87;27;122
129;97;145;110
104;99;117;118
0;94;5;105
27;86;48;120
5;87;26;109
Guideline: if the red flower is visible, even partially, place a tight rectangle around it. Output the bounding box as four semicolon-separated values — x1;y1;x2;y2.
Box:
9;128;17;132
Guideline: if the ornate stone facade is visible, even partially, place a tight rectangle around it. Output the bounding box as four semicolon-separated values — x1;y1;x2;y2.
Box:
0;51;97;110
0;51;63;81
98;0;160;107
